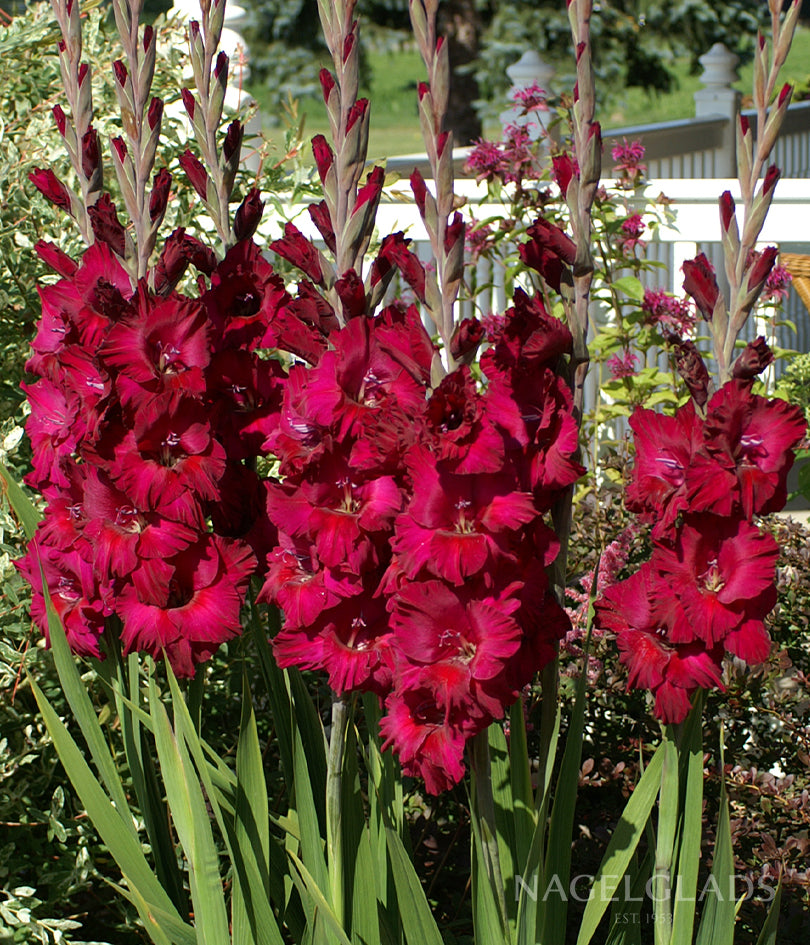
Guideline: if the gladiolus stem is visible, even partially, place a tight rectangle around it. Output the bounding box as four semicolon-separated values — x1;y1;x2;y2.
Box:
326;693;351;928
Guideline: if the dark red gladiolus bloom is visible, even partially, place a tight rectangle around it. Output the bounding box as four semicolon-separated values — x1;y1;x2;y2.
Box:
111;394;226;509
380;680;476;794
651;515;778;647
203;239;290;351
625;400;704;537
732;336;774;381
307;201;336;254
103;296;211;407
18;541;108;659
695;382;807;518
391;579;523;717
117;535;255;677
393;447;536;585
594;566;725;724
273;592;395;697
35;240;77;278
271;222;324;284
519;217;577;292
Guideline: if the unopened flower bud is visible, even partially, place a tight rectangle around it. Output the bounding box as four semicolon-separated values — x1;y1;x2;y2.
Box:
28;168;72;210
149;168;172;223
223;120;243;162
450;317;484;365
179;149;209;200
181;88;196;120
234;188;264;241
53;105;67;136
682;253;720;321
148;97;163;131
111;136;128;164
732;336;774;381
113;60;127;87
319;69;335;104
88;193;127;257
719;190;736;232
672;338;711;407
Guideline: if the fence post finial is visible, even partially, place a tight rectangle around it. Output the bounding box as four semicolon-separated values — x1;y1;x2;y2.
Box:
694;42;741;176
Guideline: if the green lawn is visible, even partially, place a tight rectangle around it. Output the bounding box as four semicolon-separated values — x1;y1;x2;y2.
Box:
248;26;810;160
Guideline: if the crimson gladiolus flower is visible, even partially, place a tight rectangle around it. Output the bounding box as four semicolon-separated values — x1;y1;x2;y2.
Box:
82;467;197;579
111;393;226;510
380;680;476;794
117;535;255;677
18;541;108;659
594;566;725;724
391;579;523;718
392;447;537;585
694;381;807;518
273;592;395;697
204;240;290;351
625;400;705;537
424;367;504;474
519;217;577;292
651;515;778;647
102;295;211;407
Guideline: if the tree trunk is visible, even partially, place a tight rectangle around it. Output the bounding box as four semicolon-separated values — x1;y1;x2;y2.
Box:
438;0;483;145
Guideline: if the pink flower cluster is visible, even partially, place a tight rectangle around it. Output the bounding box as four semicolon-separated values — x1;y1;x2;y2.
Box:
594;360;806;723
611;139;647;189
464;125;543;186
762;263;792;305
641;288;697;337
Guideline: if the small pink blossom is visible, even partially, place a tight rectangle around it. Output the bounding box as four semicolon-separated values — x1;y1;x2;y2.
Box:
642;289;697;336
762;263;792;304
510;82;548;113
611;138;647;188
618;213;646;252
606;349;639;380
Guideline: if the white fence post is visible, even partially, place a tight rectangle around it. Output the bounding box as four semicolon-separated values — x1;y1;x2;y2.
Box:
500;50;556;142
693;42;741;177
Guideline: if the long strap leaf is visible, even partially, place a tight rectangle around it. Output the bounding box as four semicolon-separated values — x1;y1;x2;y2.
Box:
149;674;232;945
30;678;196;945
575;741;667;945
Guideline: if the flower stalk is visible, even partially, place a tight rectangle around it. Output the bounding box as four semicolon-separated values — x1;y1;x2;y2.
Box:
326;693;351;927
409;0;465;359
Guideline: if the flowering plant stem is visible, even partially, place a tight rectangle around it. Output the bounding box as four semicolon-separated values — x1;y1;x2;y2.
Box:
326;693;351;928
